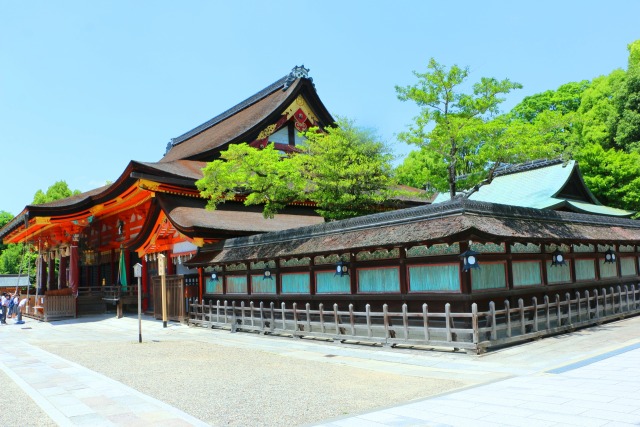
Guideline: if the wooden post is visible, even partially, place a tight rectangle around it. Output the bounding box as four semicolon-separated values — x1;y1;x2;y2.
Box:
445;303;453;342
306;303;311;334
422;303;429;341
366;304;372;338
383;304;390;340
489;301;497;340
566;293;572;326
555;294;561;327
250;301;256;328
519;299;525;335
532;297;538;332
505;300;511;337
349;304;355;336
281;302;287;330
544;295;550;330
258;301;264;331
319;303;325;334
402;304;409;340
158;254;167;328
334;303;340;335
471;303;479;345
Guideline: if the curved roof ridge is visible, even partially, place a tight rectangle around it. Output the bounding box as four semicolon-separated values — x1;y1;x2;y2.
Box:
492;158;566;178
220;198;640;250
166;66;313;153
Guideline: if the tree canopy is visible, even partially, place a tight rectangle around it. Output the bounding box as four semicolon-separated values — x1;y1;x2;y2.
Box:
32;180;81;205
394;40;640;214
0;180;80;280
395;58;564;198
196;118;400;220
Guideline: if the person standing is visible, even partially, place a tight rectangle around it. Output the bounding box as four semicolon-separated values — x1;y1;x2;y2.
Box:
0;293;8;324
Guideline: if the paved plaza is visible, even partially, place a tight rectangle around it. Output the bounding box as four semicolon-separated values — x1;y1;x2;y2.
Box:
1;312;639;426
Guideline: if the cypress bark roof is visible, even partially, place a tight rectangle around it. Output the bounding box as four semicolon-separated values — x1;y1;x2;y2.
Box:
201;198;640;264
161;67;333;163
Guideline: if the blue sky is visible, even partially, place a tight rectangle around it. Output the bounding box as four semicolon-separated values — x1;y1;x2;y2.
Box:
1;1;639;216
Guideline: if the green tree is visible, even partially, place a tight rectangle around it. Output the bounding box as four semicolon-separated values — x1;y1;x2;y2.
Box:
613;40;640;151
197;142;306;219
32;180;81;205
578;70;626;148
196;118;399;220
574;143;640;211
0;211;13;253
396;58;563;197
510;81;590;122
298;119;397;220
0;181;80;280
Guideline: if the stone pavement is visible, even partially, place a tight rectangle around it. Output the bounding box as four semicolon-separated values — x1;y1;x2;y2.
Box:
0;337;209;426
1;312;640;426
315;343;640;426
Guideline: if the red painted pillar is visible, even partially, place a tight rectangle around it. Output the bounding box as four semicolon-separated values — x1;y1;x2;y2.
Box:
39;255;47;293
47;255;55;292
141;257;148;311
111;249;116;285
58;255;68;289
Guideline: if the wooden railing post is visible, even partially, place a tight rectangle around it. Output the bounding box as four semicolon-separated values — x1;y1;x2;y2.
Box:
566;293;572;326
445;303;453;342
383;304;390;340
471;303;479;345
422;303;430;341
505;300;511;338
319;303;325;334
270;302;275;332
532;297;538;332
257;301;263;330
231;301;237;333
544;295;550;330
281;302;287;330
366;304;372;338
518;298;525;335
402;304;409;340
306;303;312;333
489;301;497;340
249;301;255;328
594;289;600;319
334;303;341;335
349;304;355;336
575;292;581;323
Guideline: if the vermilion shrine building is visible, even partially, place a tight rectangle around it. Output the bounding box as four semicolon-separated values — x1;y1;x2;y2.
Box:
0;66;355;314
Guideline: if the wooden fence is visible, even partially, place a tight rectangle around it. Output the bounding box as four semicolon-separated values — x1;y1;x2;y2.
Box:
188;284;640;354
23;294;76;321
151;275;186;322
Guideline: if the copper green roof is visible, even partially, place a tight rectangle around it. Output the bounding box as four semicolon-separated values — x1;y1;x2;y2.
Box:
434;160;634;218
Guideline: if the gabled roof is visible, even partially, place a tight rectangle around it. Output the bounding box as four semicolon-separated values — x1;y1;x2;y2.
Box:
161;66;334;163
0;275;31;288
433;159;634;217
204;198;640;264
156;193;324;239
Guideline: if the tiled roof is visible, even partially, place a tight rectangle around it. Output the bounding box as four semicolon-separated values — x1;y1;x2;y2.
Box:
433;160;634;217
168;75;290;148
157;193;324;238
161;66;333;163
0;275;31;288
207;198;640;263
